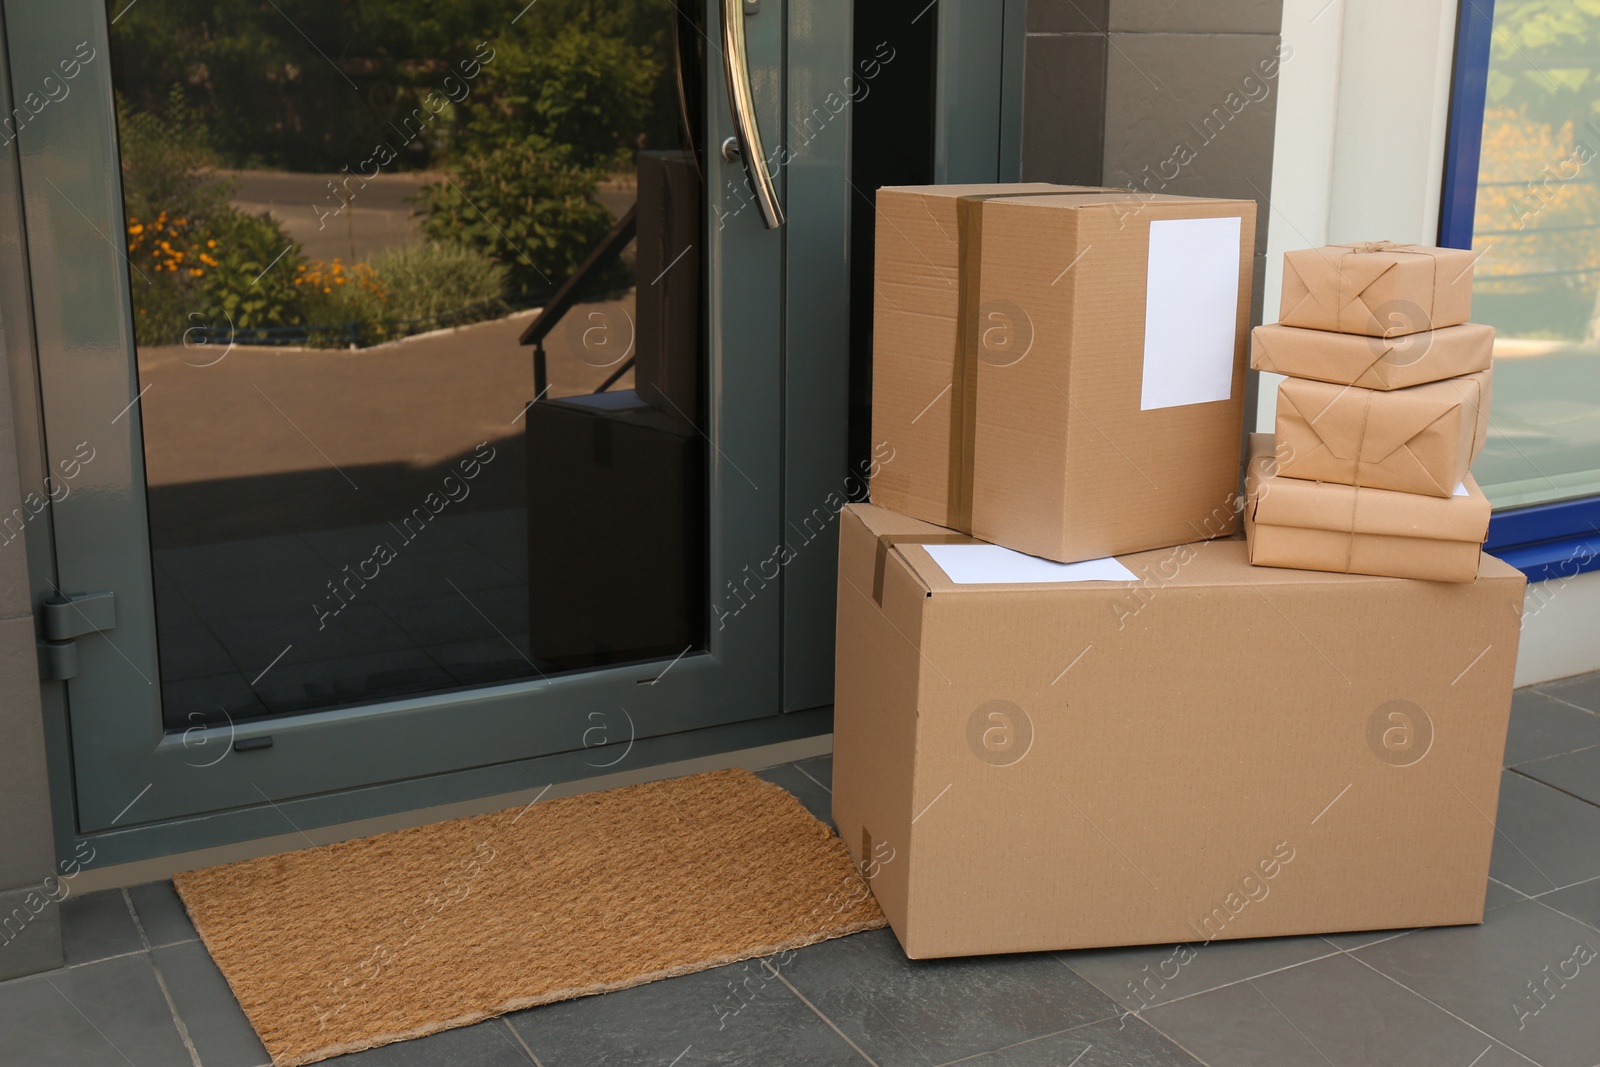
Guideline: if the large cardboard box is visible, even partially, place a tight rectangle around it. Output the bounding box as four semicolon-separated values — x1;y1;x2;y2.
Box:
1244;434;1492;582
869;183;1106;529
1275;370;1492;497
833;502;1525;958
1251;321;1495;390
1280;242;1476;336
970;192;1257;562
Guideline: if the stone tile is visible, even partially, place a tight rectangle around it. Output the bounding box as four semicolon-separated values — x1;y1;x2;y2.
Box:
252;648;456;714
1487;878;1529;912
321;1019;532;1065
1027;0;1110;33
1108;0;1283;34
1504;688;1600;766
1318;929;1414;952
757;763;834;828
1102;32;1282;254
778;927;1118;1065
955;1013;1201;1065
1354;898;1600;1067
1490;771;1600;896
210;603;417;671
378;587;528;649
1538;878;1600;935
431;509;527;555
353;549;518;604
161;672;268;726
168;564;337;622
0;953;192;1066
1514;748;1600;809
1541;671;1600;714
300;520;474;564
1058;933;1339;1013
425;636;535;686
127;881;197;947
151;940;268;1067
154;534;324;586
1142;950;1525;1067
0;882;64;980
155;614;241;681
1020;33;1107;185
508;960;868;1065
796;754;833;791
59;889;142;967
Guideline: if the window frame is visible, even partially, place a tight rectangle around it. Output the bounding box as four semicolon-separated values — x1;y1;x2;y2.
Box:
1440;0;1600;580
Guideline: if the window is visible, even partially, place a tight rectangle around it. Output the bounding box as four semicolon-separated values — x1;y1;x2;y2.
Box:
1452;0;1600;510
1444;0;1600;579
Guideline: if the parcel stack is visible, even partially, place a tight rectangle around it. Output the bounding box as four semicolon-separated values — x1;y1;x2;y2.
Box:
1247;242;1497;582
834;191;1527;959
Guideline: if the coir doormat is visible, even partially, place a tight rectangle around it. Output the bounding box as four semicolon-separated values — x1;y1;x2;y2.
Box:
173;768;885;1066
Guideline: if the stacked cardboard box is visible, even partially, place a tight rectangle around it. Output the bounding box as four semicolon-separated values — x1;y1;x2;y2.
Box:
1248;243;1497;582
839;198;1527;958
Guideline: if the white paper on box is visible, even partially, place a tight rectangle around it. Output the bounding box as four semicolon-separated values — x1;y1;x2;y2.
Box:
1453;482;1468;497
923;544;1138;585
1140;216;1242;411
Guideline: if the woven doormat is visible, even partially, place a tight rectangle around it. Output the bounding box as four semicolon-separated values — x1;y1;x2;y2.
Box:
174;768;884;1066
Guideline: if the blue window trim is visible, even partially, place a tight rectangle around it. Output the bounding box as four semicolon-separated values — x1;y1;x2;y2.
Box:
1484;497;1600;582
1439;0;1600;582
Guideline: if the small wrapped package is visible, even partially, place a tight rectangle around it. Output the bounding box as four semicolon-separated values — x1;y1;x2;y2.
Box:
1274;370;1492;497
1251;321;1494;390
1245;434;1491;583
1280;242;1477;336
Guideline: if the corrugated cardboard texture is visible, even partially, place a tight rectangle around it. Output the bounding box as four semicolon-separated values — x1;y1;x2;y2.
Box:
1244;434;1492;582
1275;370;1493;497
970;193;1257;562
833;502;1525;958
1251;321;1495;390
869;184;1091;528
1280;243;1476;336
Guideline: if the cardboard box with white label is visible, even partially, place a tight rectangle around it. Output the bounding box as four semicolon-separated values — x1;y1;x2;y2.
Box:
968;192;1258;562
832;502;1526;958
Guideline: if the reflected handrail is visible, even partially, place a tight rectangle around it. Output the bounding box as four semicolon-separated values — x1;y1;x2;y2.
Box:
519;204;639;399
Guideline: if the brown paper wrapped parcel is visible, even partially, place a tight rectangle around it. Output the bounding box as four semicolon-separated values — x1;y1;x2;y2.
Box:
1274;370;1492;497
1279;242;1476;337
1245;434;1491;583
1251;321;1494;390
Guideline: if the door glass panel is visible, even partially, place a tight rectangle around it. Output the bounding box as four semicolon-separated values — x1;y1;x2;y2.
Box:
105;1;707;726
1468;0;1600;508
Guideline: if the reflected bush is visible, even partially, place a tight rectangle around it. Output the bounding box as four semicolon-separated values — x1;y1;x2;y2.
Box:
366;241;508;325
416;144;623;296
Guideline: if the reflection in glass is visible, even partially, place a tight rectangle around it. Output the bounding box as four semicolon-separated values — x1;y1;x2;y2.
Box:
1469;0;1600;507
105;1;706;725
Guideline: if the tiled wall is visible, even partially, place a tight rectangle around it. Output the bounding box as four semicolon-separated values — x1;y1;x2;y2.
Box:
1020;0;1286;329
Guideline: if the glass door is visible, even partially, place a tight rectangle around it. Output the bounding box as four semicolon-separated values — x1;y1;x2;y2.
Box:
5;0;792;847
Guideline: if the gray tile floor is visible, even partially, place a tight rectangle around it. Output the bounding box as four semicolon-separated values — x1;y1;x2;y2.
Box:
154;510;534;722
8;674;1600;1066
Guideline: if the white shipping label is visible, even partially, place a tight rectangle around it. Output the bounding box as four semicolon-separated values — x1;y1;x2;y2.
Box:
1140;216;1242;411
923;544;1137;585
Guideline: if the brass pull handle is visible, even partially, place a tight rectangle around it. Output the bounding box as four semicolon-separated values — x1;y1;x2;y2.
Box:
720;0;784;229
